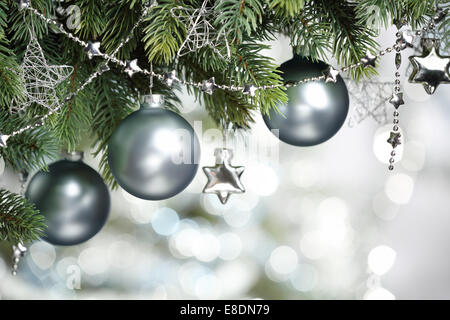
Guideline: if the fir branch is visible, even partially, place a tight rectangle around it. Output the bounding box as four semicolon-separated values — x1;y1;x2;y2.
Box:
0;189;46;244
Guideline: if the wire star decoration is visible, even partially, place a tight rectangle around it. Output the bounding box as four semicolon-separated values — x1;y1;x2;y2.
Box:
203;148;245;204
12;35;73;114
345;78;394;128
171;0;230;60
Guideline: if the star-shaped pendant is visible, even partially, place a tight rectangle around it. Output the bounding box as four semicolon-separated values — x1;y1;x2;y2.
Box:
203;148;245;204
15;36;73;114
323;66;340;83
409;45;450;94
389;92;405;109
387;132;402;149
84;42;102;59
124;59;142;77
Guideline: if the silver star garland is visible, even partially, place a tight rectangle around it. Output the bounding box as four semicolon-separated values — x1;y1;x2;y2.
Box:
203;148;245;204
171;0;230;60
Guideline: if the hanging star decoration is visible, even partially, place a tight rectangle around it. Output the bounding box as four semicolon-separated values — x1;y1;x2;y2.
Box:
345;79;394;127
203;148;245;204
409;41;450;94
171;0;230;60
387;132;402;149
13;35;73;114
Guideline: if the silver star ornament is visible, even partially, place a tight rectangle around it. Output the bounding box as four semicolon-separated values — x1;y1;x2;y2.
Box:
361;51;378;68
323;66;340;83
163;70;178;87
84;42;102;59
389;92;405;109
409;44;450;95
203;148;245;204
124;59;142;77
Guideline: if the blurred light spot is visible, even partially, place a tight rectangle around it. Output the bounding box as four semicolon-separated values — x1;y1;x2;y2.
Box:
152;207;180;236
290;264;318;292
78;246;109;275
195;273;221;299
269;246;298;275
245;164;279;196
30;241;56;270
174;226;199;257
363;286;395;300
217;260;258;298
318;197;348;220
178;261;209;296
290;161;319;188
131;202;159;224
218;233;242;261
372;193;399;221
401;141;426;172
265;260;290;282
300;231;327;260
368;245;396;275
223;207;252;228
108;240;136;269
193;232;220;262
373;125;404;164
385;173;415;204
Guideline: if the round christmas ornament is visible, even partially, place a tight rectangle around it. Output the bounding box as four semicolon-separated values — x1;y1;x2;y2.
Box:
263;55;349;147
25;152;110;246
108;94;200;200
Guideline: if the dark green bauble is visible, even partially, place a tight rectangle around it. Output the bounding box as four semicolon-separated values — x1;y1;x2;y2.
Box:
263;55;349;147
25;159;110;246
108;95;200;200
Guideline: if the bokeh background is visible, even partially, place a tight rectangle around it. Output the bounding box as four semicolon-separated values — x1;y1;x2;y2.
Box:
0;29;449;300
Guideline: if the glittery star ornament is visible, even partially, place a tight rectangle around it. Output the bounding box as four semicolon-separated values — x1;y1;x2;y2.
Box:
15;36;73;114
387;132;402;149
409;44;450;95
203;148;245;204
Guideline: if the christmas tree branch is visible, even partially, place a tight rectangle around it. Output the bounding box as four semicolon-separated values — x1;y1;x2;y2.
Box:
0;189;46;244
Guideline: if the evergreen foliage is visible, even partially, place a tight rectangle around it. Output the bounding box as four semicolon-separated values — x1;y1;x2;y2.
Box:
0;0;446;242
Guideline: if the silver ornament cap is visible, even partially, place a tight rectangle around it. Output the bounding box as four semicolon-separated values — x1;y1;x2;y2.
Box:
141;94;165;108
